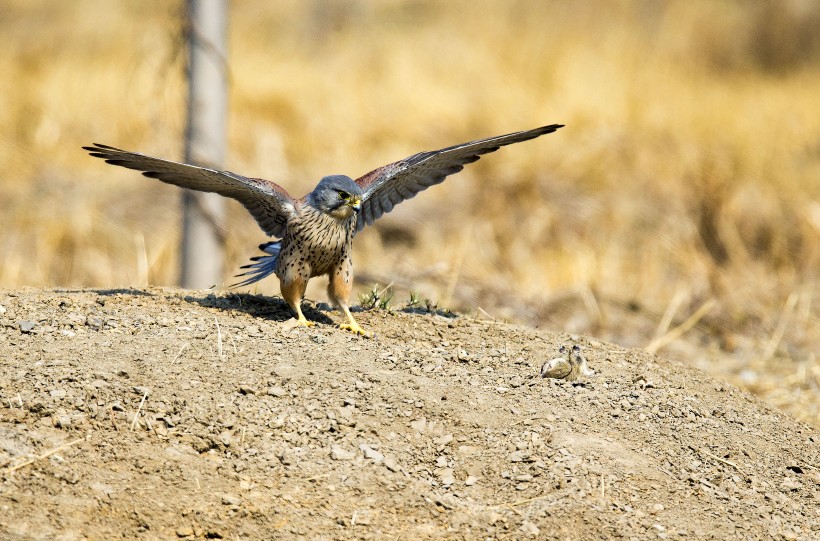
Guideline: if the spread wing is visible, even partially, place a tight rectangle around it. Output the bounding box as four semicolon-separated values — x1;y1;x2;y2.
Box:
354;124;564;231
83;144;297;238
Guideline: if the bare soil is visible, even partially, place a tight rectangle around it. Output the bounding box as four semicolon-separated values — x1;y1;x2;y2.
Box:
0;288;817;540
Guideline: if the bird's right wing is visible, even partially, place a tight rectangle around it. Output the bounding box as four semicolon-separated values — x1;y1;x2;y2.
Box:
84;144;297;238
353;124;563;232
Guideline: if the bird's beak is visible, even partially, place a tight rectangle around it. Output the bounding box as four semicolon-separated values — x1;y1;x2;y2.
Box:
349;197;362;212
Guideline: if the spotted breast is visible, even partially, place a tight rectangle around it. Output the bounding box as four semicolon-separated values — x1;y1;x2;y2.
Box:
276;205;357;282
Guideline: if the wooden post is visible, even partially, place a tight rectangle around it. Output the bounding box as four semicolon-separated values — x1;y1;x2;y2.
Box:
181;0;228;288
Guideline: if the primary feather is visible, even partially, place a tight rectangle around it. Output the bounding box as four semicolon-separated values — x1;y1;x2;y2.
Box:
353;124;563;231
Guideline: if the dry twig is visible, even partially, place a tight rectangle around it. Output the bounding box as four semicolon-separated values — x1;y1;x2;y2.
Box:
5;437;85;473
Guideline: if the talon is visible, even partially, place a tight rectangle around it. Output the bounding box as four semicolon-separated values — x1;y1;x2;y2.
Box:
296;316;315;327
339;322;369;337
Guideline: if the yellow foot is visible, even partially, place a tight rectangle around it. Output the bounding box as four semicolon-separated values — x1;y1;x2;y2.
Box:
339;322;370;337
296;316;315;327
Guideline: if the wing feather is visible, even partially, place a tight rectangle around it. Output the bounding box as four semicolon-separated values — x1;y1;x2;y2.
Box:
84;144;297;237
354;124;563;231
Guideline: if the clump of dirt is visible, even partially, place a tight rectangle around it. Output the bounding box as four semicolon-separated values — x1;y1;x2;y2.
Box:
0;288;817;540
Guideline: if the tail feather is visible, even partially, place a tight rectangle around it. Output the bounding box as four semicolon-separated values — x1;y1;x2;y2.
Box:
231;241;281;288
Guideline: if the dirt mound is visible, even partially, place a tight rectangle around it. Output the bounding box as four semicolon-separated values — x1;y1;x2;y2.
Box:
0;288;817;540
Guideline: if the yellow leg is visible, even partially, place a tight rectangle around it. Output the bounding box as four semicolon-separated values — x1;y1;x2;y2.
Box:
339;305;369;337
328;266;369;337
281;277;314;327
293;303;315;328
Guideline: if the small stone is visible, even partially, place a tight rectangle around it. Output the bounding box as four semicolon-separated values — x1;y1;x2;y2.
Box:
267;386;286;397
278;449;297;465
50;389;67;399
238;385;255;395
410;418;427;433
487;511;503;525
651;503;664;513
520;520;540;537
18;321;36;333
330;445;355;461
360;444;384;464
434;434;453;446
176;526;195;537
86;316;103;330
465;475;479;486
281;318;302;331
54;415;72;428
221;493;241;506
509;450;531;462
438;468;455;487
780;478;801;491
218;431;233;446
383;456;400;472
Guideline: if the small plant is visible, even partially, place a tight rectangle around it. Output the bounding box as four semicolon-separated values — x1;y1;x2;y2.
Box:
407;291;421;308
359;283;393;310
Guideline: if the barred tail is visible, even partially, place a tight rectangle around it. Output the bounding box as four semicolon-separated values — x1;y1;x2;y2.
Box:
231;241;282;288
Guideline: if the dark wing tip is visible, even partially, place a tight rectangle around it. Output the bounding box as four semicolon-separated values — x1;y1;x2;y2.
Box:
84;143;128;159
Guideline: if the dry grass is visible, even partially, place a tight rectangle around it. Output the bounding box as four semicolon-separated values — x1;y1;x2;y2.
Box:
1;0;818;424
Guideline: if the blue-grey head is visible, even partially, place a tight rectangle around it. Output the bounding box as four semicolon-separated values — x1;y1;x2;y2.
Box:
308;175;364;218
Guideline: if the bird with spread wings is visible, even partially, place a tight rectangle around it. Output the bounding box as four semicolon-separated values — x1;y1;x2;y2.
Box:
84;124;563;336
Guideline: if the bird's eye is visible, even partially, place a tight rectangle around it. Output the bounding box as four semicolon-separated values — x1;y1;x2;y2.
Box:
338;191;350;200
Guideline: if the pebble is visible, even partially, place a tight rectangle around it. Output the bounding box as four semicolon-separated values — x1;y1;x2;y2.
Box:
360;444;384;464
434;434;453;446
509;450;531;462
410;418;427;433
330;445;355;461
383;456;401;472
86;316;103;330
50;389;67;399
176;527;194;537
221;493;241;506
219;431;233;446
465;475;479;486
437;468;455;487
520;520;541;537
18;321;36;333
267;386;286;397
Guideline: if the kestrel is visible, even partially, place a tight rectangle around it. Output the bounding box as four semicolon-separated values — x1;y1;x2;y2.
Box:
84;124;563;336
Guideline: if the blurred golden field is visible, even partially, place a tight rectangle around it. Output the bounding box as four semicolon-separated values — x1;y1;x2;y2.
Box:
1;1;818;424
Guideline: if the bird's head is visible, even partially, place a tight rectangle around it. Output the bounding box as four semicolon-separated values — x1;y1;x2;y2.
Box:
309;175;364;219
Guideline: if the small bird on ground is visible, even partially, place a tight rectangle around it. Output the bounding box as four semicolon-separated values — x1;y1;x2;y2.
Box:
85;124;563;336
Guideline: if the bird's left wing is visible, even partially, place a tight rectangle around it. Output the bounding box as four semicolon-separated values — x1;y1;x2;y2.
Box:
84;144;297;238
354;124;564;232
